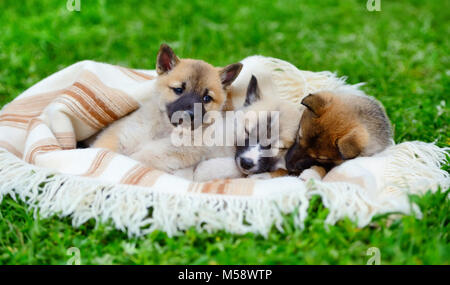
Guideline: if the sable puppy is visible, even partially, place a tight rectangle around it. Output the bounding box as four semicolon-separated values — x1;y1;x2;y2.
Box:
92;44;242;173
285;90;393;176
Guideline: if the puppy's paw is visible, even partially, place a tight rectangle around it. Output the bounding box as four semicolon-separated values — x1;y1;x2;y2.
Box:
249;172;273;180
299;166;326;181
130;150;175;173
193;157;242;182
173;167;194;180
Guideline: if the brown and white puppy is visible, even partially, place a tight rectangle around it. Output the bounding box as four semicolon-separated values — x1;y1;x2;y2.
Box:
234;75;302;175
92;44;242;173
285;90;393;177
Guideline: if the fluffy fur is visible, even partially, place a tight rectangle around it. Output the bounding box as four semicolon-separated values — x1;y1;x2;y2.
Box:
92;44;242;173
285;89;393;178
192;75;301;181
234;75;301;175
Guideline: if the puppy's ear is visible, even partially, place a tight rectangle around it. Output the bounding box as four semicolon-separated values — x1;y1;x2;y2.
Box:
244;75;261;106
301;93;329;116
156;44;180;75
219;63;243;88
336;127;368;160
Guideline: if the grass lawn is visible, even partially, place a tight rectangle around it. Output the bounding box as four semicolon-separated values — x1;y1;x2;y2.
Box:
0;0;448;264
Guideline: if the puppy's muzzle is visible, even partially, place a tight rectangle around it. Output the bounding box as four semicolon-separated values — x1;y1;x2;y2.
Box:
166;94;204;129
235;157;255;175
239;157;255;171
285;143;335;175
285;142;314;174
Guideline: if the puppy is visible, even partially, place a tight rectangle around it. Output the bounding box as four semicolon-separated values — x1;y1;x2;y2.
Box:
285;90;393;179
92;44;242;173
193;75;301;181
235;75;302;175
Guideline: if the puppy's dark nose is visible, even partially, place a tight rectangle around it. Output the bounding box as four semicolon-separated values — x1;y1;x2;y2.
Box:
240;157;254;170
285;157;294;172
285;144;297;171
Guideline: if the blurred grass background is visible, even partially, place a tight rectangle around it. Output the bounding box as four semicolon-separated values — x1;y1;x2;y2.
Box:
0;0;448;264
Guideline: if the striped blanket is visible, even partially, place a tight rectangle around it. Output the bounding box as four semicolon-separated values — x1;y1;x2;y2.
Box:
0;58;448;237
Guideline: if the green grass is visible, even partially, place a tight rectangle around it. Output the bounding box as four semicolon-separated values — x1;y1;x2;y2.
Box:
0;0;448;264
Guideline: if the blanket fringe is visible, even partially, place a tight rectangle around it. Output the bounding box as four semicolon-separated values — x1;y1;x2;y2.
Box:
384;141;450;194
0;148;308;237
307;141;449;227
0;141;448;237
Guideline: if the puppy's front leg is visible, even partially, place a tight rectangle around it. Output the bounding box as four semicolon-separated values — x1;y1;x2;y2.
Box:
130;138;203;173
249;169;289;180
92;126;120;152
193;157;243;182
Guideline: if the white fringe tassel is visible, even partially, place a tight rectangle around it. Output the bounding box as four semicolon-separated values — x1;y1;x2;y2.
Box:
308;141;449;227
0;149;308;237
0;141;448;237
